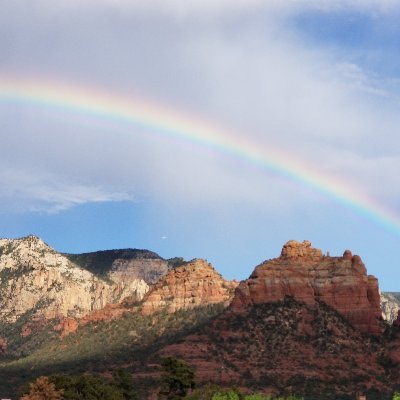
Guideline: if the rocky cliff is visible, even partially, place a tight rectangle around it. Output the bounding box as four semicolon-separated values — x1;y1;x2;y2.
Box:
381;292;400;324
65;249;169;284
148;241;391;398
0;236;166;323
141;259;238;315
231;240;382;334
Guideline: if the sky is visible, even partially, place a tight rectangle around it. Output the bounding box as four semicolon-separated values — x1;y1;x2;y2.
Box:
1;0;400;290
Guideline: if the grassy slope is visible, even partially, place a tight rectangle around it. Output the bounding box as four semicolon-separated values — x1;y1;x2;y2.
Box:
0;303;224;398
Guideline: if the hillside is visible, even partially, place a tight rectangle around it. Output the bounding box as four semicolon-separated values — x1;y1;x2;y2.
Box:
146;240;393;398
0;237;399;399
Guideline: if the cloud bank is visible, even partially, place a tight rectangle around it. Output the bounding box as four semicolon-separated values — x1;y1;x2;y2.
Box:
0;0;399;222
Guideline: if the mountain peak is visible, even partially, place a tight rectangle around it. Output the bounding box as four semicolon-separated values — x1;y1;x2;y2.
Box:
280;240;323;260
231;241;382;334
141;258;238;315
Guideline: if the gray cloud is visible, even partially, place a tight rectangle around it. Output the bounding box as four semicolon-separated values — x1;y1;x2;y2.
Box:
0;0;399;219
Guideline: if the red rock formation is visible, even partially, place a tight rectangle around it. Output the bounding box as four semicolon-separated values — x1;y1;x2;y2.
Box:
54;302;138;337
20;316;49;337
54;317;80;338
231;240;382;334
51;260;237;337
141;259;238;315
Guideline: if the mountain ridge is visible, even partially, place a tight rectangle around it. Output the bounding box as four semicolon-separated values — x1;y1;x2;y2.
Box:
0;236;399;398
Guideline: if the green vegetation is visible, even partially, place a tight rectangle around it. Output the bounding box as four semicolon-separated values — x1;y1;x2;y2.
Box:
167;258;187;269
112;369;138;400
21;372;138;400
0;297;394;399
0;304;224;398
393;392;400;400
185;386;302;400
21;373;303;400
158;356;195;399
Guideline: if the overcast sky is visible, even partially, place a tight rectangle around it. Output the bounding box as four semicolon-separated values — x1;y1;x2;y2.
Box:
1;0;400;290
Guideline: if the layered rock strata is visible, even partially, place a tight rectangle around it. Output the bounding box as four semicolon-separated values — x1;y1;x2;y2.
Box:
0;236;155;322
231;240;382;334
141;259;238;315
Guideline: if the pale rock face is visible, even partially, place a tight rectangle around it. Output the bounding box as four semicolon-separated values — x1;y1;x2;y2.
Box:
381;292;400;324
109;258;168;286
0;236;149;322
141;259;238;315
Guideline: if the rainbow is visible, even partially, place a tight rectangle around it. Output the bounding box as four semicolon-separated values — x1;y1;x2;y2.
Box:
0;74;399;237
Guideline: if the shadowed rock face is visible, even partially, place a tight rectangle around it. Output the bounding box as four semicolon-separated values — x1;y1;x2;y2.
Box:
231;240;382;334
141;259;238;315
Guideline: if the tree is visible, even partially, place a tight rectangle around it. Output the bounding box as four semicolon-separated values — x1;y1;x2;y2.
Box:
112;369;137;400
158;356;195;399
184;384;226;400
393;392;400;400
50;374;124;400
243;395;272;400
211;390;240;400
20;376;64;400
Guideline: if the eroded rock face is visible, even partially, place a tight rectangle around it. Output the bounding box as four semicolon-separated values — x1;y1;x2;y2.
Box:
66;249;169;285
141;259;238;315
381;292;400;324
0;236;151;323
231;240;382;334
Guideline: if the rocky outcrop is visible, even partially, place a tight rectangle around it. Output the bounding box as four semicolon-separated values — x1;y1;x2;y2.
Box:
65;249;169;285
381;292;400;324
141;259;238;315
53;317;80;338
231;240;382;334
0;236;155;323
53;303;130;338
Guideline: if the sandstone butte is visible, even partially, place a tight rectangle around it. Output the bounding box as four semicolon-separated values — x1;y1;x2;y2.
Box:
141;259;238;315
230;240;383;334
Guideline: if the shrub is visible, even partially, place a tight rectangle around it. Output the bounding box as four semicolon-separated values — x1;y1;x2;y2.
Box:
20;376;63;400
